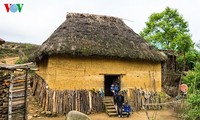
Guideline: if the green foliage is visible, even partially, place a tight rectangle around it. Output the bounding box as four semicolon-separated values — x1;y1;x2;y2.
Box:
25;43;33;49
15;58;24;64
177;48;200;70
0;49;19;58
187;93;200;106
182;93;200;120
182;63;200;119
140;7;193;52
159;91;171;102
182;62;200;93
0;54;3;58
23;44;39;60
0;42;39;61
15;58;27;64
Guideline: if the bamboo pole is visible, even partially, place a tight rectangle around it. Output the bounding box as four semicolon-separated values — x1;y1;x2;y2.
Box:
89;91;92;112
53;90;56;112
8;70;14;120
24;68;28;120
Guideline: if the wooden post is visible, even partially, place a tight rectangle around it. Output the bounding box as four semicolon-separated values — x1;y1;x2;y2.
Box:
89;91;92;112
24;68;28;120
53;90;56;112
45;86;49;111
76;90;78;111
152;72;156;93
178;74;183;96
8;70;14;120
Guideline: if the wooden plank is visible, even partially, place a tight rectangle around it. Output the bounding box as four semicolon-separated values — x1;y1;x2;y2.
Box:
0;62;34;70
53;90;56;112
8;70;14;120
24;69;28;120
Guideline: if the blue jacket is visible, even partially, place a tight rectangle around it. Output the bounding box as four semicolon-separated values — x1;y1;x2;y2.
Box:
110;85;115;92
114;85;119;94
123;104;131;112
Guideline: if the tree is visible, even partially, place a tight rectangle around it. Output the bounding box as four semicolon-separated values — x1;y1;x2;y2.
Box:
177;48;200;71
182;62;200;119
140;7;194;71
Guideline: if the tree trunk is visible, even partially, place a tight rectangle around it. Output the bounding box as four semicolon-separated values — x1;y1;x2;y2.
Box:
182;52;186;72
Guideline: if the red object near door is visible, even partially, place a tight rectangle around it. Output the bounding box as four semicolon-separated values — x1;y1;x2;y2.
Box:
180;84;188;92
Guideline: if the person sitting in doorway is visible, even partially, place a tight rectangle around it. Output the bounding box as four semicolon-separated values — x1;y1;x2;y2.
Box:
114;82;120;96
123;101;131;117
110;83;116;104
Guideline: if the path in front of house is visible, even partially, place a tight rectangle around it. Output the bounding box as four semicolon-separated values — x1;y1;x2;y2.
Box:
29;108;178;120
0;57;19;64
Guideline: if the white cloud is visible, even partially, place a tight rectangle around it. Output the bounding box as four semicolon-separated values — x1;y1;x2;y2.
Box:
0;0;199;45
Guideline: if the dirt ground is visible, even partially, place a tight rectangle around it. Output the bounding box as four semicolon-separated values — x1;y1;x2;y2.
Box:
0;57;19;64
29;109;178;120
28;96;178;120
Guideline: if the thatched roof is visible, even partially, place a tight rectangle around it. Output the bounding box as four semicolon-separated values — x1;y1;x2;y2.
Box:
0;38;5;45
34;13;167;62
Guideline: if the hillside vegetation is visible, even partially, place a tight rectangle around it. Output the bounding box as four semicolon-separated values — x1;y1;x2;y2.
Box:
0;42;39;64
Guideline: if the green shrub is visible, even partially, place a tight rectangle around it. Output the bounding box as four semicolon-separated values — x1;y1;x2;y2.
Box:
182;93;200;120
15;58;27;64
182;62;200;120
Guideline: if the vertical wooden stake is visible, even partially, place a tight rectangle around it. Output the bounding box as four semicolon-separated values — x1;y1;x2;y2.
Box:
45;86;49;111
178;74;183;96
89;91;92;112
8;70;14;120
53;90;56;112
76;90;78;111
24;68;28;120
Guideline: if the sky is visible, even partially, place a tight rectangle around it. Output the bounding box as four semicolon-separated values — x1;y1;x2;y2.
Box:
0;0;200;45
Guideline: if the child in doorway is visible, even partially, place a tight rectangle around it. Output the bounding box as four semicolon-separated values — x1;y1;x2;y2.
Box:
110;83;116;104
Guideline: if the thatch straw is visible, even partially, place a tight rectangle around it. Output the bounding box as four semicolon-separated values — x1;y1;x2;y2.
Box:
34;13;167;62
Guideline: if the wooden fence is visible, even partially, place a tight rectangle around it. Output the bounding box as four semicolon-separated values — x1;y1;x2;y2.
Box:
0;74;9;120
128;88;162;111
32;74;104;114
0;74;30;120
0;63;35;120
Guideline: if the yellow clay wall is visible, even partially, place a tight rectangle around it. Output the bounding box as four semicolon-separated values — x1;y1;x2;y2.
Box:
37;55;162;91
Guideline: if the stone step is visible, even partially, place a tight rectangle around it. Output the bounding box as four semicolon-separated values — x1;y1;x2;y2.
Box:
106;106;115;109
103;98;113;101
103;97;118;117
103;101;113;103
103;97;113;100
103;99;113;101
107;109;117;113
107;112;118;116
104;103;114;106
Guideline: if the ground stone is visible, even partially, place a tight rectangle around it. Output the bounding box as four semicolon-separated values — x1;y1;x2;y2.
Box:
52;112;57;117
46;111;52;115
66;111;91;120
40;111;46;116
33;114;40;117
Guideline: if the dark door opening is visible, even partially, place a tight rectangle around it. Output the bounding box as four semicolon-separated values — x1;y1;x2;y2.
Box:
104;75;120;96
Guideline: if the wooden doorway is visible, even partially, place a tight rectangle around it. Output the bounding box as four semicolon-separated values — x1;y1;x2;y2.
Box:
104;75;120;96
